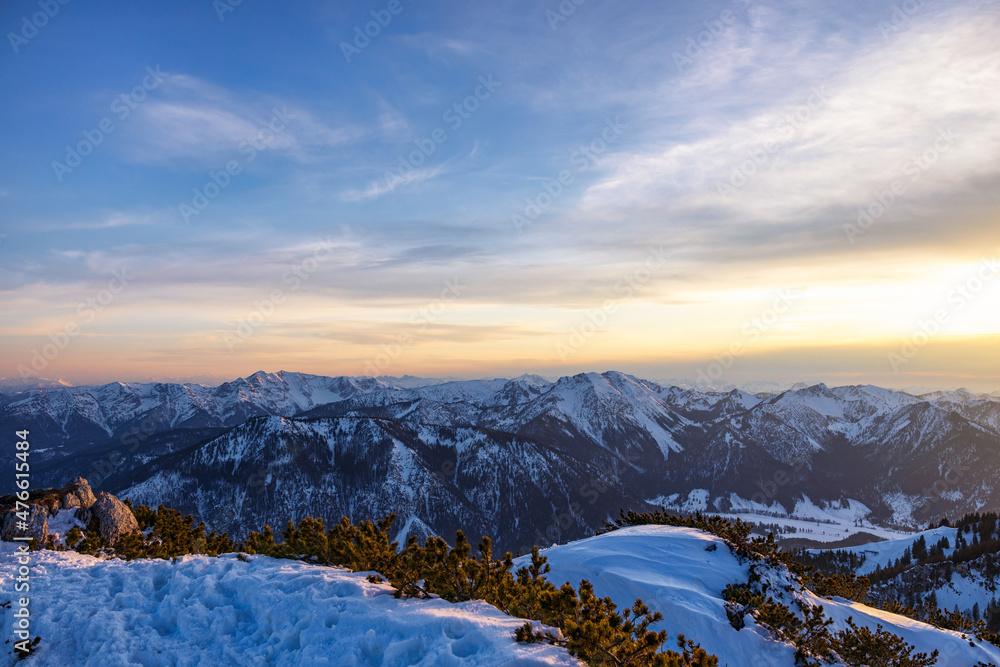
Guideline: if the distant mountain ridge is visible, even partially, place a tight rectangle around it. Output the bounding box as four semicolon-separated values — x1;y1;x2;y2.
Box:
4;370;1000;549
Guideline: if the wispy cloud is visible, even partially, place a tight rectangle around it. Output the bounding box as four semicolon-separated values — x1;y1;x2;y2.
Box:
572;5;1000;258
116;74;365;165
5;0;999;386
340;165;446;201
340;141;485;201
35;211;160;232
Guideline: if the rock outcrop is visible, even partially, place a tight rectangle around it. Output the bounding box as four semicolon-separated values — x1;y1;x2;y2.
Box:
0;477;137;547
0;504;48;542
62;477;97;508
77;492;139;545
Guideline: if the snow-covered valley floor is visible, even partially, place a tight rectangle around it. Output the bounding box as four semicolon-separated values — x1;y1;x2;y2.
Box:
714;512;914;545
650;493;921;546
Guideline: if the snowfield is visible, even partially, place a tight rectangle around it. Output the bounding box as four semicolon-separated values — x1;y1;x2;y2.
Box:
0;544;580;667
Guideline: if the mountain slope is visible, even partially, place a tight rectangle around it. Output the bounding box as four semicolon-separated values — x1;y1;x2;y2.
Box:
112;416;639;552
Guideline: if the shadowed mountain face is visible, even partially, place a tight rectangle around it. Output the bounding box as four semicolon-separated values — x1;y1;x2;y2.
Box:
110;416;634;553
4;371;1000;549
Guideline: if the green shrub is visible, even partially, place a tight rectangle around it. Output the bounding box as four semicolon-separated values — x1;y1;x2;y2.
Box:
720;582;765;630
805;572;871;602
516;580;717;666
834;617;938;667
240;524;281;557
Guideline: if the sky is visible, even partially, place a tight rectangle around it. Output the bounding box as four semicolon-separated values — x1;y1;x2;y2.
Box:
1;0;999;391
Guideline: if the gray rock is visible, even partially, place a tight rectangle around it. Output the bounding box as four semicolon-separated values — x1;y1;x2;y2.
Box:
61;477;97;509
0;504;49;543
2;478;134;548
88;491;139;546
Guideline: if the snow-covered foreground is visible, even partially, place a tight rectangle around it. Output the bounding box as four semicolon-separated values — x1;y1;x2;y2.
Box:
0;544;579;667
521;526;1000;667
4;526;1000;666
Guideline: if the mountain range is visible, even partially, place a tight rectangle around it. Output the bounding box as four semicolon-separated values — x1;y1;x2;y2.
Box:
4;370;999;550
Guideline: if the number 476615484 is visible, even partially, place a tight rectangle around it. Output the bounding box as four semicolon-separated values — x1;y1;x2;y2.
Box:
15;430;30;487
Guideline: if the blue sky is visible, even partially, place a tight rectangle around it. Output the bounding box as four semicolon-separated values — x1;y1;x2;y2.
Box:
2;0;999;389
